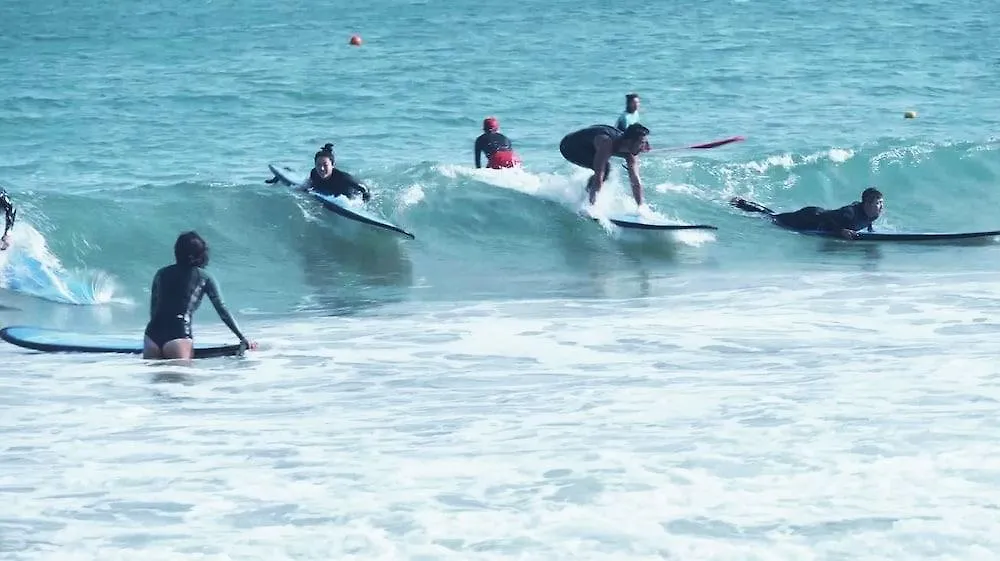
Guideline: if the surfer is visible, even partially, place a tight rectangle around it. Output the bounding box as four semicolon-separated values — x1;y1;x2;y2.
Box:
730;187;884;240
0;187;15;251
143;231;257;360
474;117;521;169
559;122;650;207
296;144;371;202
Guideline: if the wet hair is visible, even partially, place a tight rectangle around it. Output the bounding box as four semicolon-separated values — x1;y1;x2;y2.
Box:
861;187;883;203
626;93;639;102
174;230;209;267
623;122;650;141
314;143;335;164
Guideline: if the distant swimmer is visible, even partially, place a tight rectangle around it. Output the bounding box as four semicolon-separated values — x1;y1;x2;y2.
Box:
559;123;651;206
616;93;641;131
296;143;371;202
475;117;522;169
615;93;651;152
730;187;884;240
143;231;257;360
0;187;16;251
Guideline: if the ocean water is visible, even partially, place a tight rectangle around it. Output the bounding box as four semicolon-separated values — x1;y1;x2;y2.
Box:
3;0;1000;558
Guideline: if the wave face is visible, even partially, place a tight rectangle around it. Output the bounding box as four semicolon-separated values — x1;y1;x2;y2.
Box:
3;137;999;322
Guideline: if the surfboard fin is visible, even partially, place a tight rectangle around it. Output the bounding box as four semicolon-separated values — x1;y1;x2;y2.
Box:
265;175;279;184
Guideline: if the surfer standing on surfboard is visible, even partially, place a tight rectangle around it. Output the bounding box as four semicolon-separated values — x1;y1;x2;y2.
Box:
559;123;650;208
0;187;16;251
474;117;521;169
730;187;884;240
295;144;371;202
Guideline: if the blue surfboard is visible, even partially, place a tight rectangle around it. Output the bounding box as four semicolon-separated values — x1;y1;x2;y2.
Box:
267;164;415;239
0;325;244;359
796;228;1000;242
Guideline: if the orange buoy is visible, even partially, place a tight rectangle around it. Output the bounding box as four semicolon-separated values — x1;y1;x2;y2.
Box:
349;34;362;46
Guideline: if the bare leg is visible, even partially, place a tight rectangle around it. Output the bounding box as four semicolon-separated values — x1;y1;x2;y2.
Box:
162;338;195;360
143;335;162;359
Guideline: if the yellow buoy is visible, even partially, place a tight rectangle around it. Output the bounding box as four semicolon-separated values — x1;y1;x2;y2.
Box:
904;110;917;119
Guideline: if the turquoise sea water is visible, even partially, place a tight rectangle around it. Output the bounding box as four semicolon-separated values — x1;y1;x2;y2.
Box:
3;0;1000;558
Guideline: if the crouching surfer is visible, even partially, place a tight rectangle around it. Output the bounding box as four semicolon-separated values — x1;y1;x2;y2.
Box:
143;231;257;360
730;187;884;240
559;123;650;207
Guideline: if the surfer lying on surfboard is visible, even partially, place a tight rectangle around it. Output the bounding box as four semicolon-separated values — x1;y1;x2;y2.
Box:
1;186;16;251
730;187;884;240
267;143;371;202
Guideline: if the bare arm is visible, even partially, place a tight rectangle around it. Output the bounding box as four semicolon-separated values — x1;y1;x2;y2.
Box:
625;154;643;205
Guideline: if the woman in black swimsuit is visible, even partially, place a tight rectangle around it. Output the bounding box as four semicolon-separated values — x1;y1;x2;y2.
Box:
143;231;257;359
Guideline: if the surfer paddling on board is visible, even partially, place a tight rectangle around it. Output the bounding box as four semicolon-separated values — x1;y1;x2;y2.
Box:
143;231;257;360
559;123;650;207
287;144;371;202
0;187;16;251
474;117;521;169
730;187;884;240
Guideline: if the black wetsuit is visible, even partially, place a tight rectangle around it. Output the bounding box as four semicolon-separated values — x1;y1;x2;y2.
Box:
144;264;248;346
474;132;513;168
774;202;875;232
1;189;16;239
559;125;634;179
308;168;370;201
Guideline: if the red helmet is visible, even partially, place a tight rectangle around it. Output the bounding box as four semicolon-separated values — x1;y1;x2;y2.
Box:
483;117;499;132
